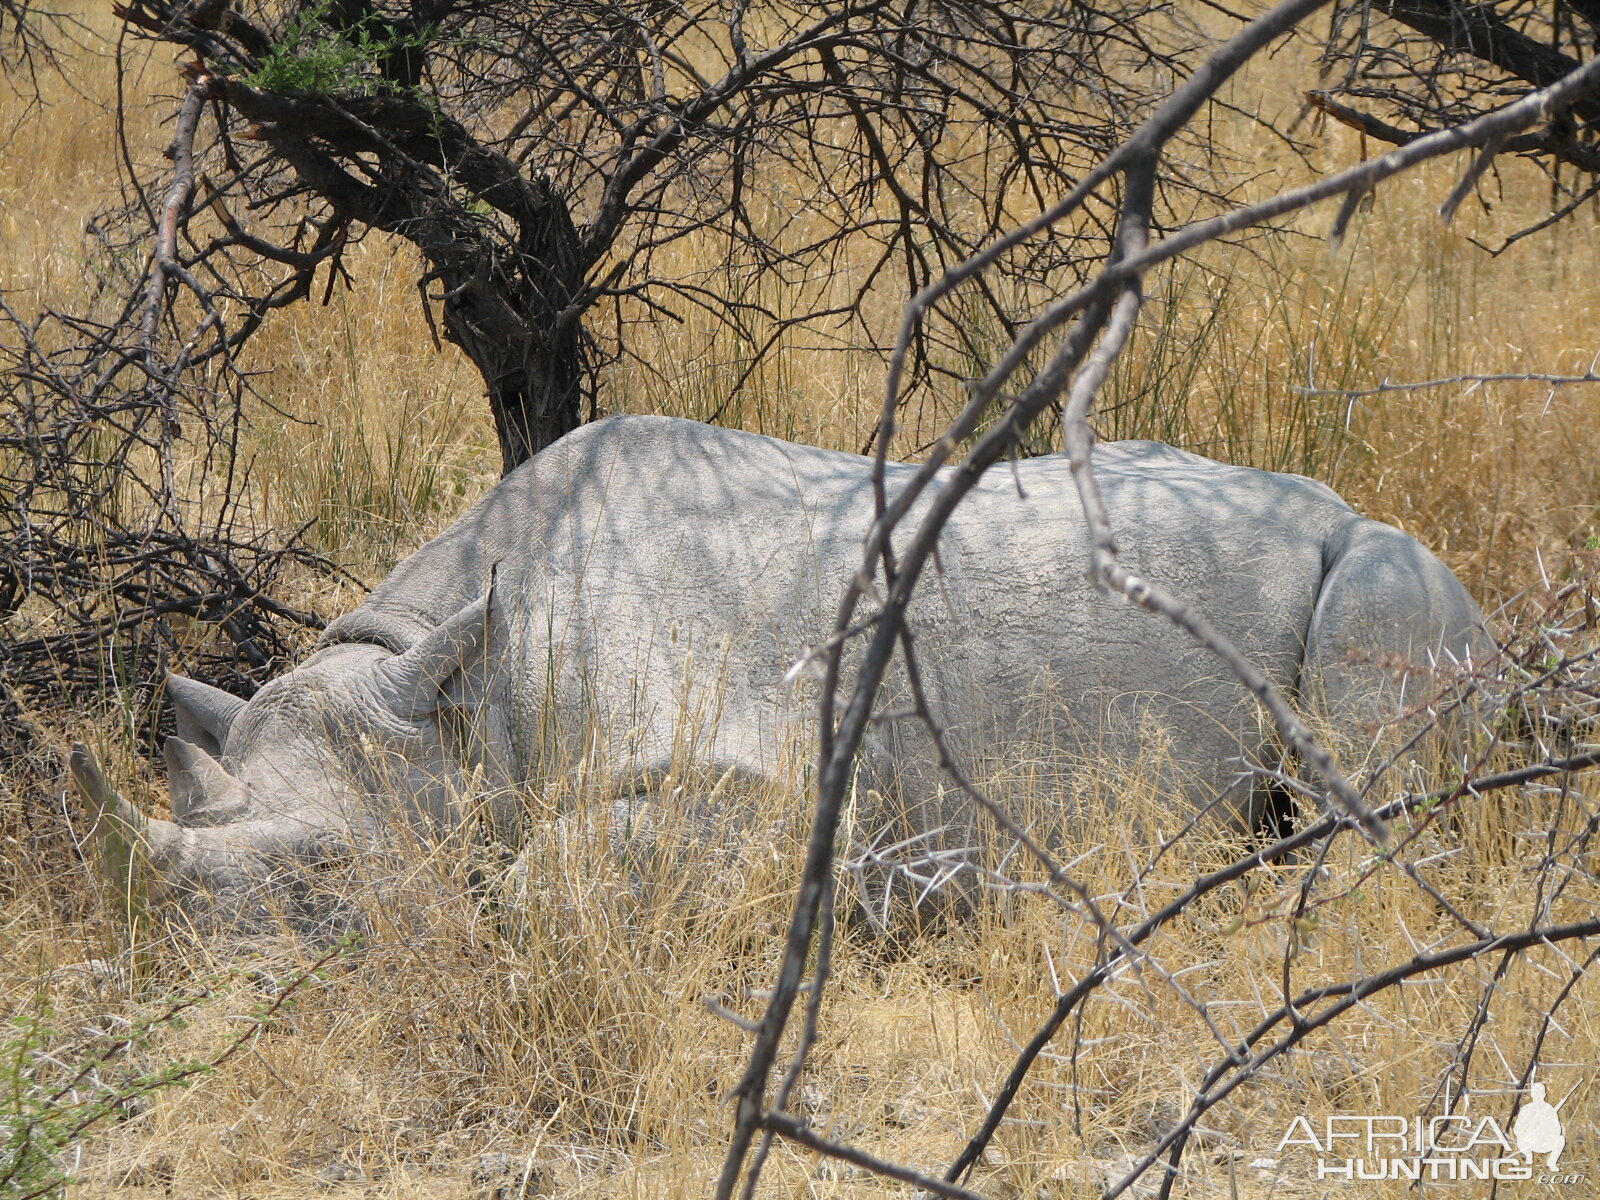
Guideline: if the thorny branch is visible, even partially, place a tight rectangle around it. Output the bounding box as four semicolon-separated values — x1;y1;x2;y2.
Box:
7;0;1600;1195
1296;370;1600;397
718;1;1600;1196
89;0;1218;470
0;93;345;760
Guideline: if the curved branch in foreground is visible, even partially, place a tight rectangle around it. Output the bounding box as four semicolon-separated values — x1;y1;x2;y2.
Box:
723;4;1600;1197
942;745;1600;1187
1128;913;1600;1200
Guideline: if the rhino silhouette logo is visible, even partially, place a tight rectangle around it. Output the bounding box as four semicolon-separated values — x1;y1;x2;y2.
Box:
1512;1082;1568;1169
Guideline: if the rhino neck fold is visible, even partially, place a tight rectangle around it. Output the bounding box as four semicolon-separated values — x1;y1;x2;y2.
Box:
317;609;433;655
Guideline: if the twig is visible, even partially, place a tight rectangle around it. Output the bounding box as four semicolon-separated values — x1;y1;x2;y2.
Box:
1294;372;1600;397
761;1112;993;1200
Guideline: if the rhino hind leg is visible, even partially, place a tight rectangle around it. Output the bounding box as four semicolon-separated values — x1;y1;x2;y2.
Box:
1303;520;1491;772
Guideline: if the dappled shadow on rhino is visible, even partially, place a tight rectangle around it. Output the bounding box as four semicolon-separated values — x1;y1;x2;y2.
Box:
68;416;1491;940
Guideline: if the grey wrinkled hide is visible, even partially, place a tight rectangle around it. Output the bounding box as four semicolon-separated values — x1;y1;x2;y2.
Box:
74;415;1489;932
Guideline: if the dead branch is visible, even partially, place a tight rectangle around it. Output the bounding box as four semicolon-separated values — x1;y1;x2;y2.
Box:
719;4;1600;1197
1294;371;1600;397
98;0;1217;471
760;1112;991;1200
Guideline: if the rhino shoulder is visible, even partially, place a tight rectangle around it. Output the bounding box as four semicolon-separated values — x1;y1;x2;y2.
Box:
551;412;871;479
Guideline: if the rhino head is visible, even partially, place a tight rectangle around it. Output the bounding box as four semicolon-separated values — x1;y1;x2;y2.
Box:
70;593;495;937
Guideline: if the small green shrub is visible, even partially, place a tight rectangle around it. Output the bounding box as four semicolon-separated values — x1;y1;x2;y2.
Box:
0;949;345;1199
244;1;432;96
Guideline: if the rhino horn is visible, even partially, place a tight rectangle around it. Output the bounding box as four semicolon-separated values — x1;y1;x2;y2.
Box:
164;737;252;826
166;673;246;757
379;590;492;719
69;742;185;877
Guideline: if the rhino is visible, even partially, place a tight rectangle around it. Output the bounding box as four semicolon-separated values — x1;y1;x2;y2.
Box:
70;415;1489;930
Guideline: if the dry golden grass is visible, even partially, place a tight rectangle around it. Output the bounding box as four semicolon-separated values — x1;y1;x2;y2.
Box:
4;10;1600;1200
11;756;1600;1199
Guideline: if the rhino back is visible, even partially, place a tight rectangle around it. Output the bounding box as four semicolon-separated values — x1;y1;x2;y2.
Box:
326;417;1384;793
883;438;1360;796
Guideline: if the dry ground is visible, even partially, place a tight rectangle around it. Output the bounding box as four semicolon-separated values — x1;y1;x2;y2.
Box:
3;6;1600;1200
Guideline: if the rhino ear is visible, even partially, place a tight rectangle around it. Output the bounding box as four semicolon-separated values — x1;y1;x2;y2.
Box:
378;589;492;719
164;738;252;827
167;674;246;757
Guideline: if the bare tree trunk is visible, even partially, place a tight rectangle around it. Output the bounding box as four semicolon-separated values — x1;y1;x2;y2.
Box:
433;200;586;471
482;351;583;474
313;0;584;466
240;88;589;471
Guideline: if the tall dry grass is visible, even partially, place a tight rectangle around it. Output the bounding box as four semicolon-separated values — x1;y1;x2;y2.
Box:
3;9;1600;1200
12;750;1600;1198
